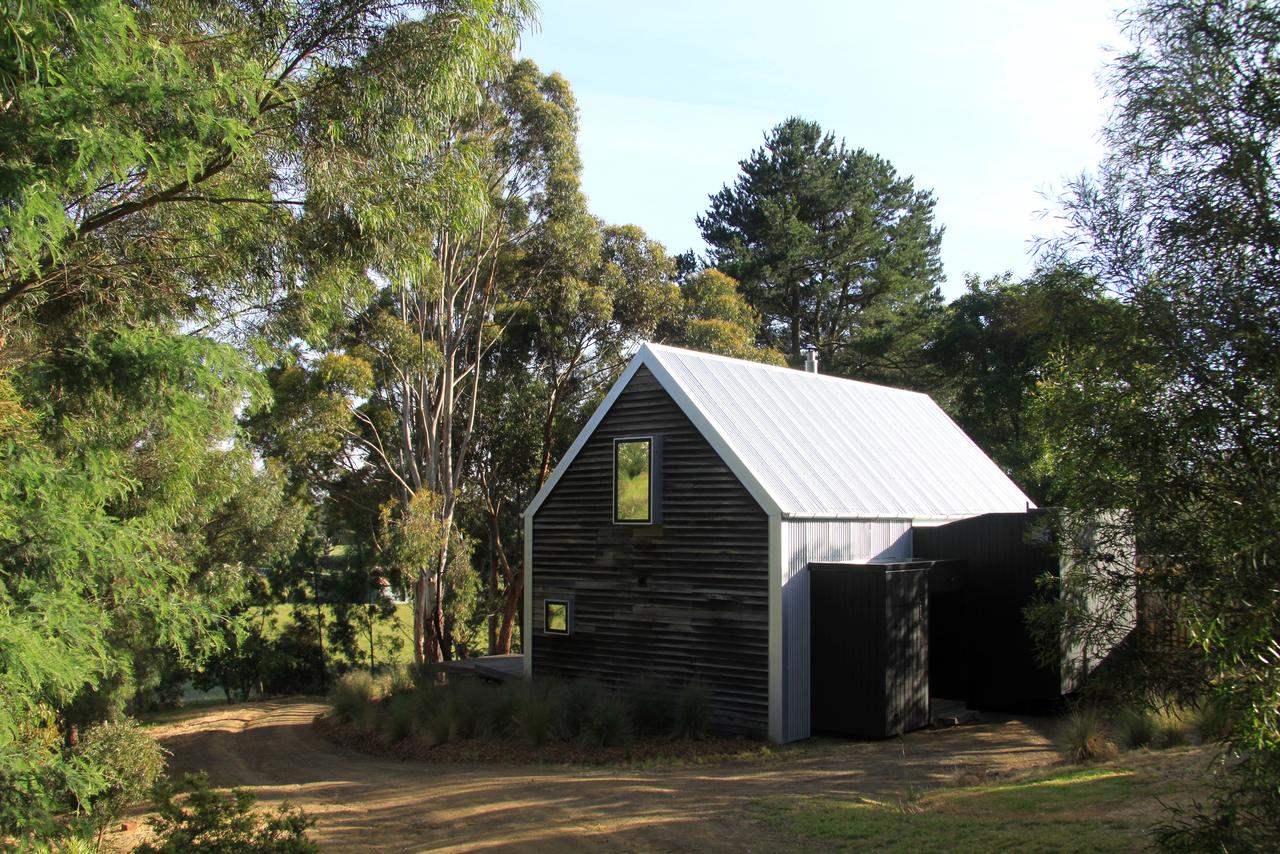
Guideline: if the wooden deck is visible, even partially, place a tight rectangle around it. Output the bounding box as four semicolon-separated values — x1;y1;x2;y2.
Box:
435;653;524;683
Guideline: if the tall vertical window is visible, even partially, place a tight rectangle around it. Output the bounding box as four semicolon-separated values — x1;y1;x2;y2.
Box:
614;438;652;523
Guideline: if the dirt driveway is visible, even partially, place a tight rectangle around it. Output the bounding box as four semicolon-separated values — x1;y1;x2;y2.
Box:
142;699;1061;853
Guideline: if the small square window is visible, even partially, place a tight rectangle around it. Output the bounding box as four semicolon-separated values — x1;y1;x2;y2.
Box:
545;599;572;635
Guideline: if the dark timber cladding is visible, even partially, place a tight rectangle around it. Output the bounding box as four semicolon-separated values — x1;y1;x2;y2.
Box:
913;512;1062;709
809;563;929;738
530;366;770;736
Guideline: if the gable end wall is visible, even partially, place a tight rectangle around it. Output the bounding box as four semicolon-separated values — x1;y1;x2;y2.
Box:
529;367;771;736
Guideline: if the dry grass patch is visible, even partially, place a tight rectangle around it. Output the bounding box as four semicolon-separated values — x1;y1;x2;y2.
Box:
756;746;1214;853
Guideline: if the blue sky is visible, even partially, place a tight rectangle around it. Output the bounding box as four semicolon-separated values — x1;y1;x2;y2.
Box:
520;1;1127;298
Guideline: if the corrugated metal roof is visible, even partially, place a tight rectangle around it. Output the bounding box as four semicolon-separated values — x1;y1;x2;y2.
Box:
527;342;1034;521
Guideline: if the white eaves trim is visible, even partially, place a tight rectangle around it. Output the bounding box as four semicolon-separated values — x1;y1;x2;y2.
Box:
523;343;783;520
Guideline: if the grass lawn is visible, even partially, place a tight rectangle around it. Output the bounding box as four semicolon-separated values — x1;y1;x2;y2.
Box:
754;747;1213;853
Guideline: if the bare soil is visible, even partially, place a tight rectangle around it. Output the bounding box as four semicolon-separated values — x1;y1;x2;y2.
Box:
124;698;1064;853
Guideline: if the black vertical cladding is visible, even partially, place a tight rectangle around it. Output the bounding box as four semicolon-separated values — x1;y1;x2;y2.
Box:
913;512;1061;709
810;563;930;738
530;366;770;737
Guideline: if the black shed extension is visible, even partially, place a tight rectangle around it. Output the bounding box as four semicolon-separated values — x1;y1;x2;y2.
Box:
810;562;933;738
914;512;1066;710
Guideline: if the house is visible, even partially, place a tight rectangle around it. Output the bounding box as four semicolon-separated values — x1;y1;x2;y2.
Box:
522;342;1099;743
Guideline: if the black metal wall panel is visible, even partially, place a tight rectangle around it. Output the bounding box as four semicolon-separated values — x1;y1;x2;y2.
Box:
810;563;929;738
531;366;770;737
913;512;1061;709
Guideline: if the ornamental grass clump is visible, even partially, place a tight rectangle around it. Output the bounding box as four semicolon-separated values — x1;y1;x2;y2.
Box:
513;682;555;747
583;692;632;749
673;682;710;740
1060;707;1117;763
626;675;674;737
1114;707;1158;750
332;670;376;726
384;690;419;742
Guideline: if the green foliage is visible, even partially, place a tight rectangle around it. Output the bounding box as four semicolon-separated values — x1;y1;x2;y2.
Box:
74;719;166;844
331;672;377;726
1036;0;1280;844
0;324;301;835
582;692;631;749
1;0;534;836
383;691;419;742
626;676;674;738
927;269;1131;500
1113;708;1157;750
512;682;555;747
674;682;711;741
1;0;532;326
136;772;317;854
1193;695;1233;744
698;117;943;379
658;269;786;364
1060;708;1117;764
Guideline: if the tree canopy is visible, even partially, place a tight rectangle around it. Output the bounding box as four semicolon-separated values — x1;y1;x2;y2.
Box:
698;117;944;382
1034;0;1280;846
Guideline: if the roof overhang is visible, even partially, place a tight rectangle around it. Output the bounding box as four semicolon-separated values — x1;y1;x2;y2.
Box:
523;343;783;520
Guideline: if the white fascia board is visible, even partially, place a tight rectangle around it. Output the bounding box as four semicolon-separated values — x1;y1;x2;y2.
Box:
522;343;784;520
523;352;648;521
522;511;533;678
780;512;995;523
641;345;783;518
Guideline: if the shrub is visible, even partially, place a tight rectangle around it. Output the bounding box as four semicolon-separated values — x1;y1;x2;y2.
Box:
135;772;317;853
1114;707;1157;749
384;664;415;697
626;676;673;737
513;683;555;747
673;682;710;740
1194;694;1233;743
583;693;631;748
1153;707;1189;748
384;691;418;742
553;679;602;743
1060;707;1117;763
331;671;376;726
74;719;167;846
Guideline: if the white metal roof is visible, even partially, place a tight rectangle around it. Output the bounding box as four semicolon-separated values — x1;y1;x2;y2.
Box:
526;342;1035;521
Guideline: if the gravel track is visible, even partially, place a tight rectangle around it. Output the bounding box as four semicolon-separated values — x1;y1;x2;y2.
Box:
139;698;1060;852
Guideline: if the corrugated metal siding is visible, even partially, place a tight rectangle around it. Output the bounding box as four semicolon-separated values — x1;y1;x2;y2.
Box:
780;519;912;742
646;343;1033;519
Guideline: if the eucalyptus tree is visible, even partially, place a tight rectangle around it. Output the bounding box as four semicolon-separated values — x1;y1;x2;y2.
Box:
1034;1;1280;846
0;0;531;834
271;59;582;664
697;117;944;382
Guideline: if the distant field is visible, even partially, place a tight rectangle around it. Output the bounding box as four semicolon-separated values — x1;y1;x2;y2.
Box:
617;472;650;519
264;602;416;667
